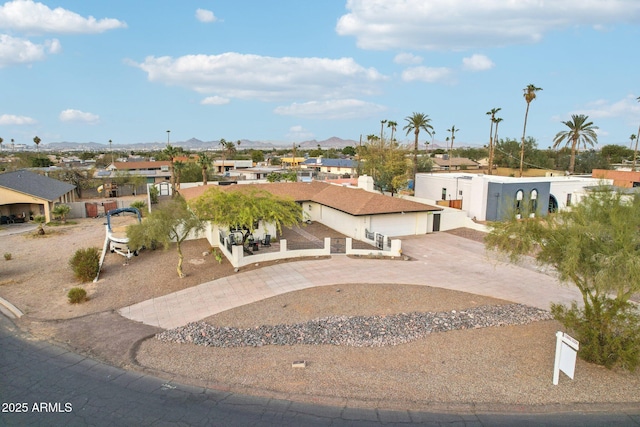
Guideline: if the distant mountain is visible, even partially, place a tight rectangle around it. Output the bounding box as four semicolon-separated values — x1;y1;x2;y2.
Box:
42;137;360;151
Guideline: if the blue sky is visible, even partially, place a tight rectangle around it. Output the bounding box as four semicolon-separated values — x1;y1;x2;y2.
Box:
1;0;640;149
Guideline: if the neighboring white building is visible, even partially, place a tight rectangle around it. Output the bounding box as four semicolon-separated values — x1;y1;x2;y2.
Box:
414;173;612;221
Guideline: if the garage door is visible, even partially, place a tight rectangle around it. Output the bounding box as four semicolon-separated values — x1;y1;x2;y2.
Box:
370;214;416;237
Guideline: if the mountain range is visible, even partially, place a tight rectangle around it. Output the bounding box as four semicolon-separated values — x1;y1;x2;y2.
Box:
42;136;361;152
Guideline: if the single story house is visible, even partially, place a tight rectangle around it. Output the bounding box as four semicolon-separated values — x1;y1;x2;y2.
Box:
431;157;480;171
415;172;611;221
180;180;443;245
0;169;76;223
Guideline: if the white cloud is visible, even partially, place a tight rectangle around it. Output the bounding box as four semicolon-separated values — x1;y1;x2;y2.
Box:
462;54;494;71
0;113;36;125
573;95;640;121
59;109;100;124
401;66;453;83
393;52;422;65
286;125;314;140
0;34;60;66
195;8;218;23
133;53;387;102
274;99;386;120
0;0;126;34
201;96;230;105
336;0;640;51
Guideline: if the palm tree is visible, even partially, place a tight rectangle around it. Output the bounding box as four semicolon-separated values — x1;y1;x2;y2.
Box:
387;120;397;142
33;136;41;155
552;114;598;174
0;137;3;152
629;134;636;150
173;160;185;190
403;112;434;183
163;143;180;195
519;84;542;177
486;107;501;175
380;119;387;141
11;138;14;151
446;125;459;172
218;138;227;174
197;152;212;185
489;117;502;170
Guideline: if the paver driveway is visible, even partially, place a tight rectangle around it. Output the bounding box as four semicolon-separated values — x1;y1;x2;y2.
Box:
119;232;581;329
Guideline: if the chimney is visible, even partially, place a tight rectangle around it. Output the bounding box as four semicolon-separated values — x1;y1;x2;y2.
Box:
358;175;375;192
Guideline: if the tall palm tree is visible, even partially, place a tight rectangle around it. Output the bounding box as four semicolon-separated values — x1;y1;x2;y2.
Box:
163;143;179;196
493;117;503;166
446;125;459;172
173;160;185;190
519;84;542;177
634;96;640;171
486;107;501;175
380;119;387;141
11;138;14;151
0;137;3;152
197;152;212;185
33;136;41;155
218;138;227;174
387;120;397;142
552;114;598;174
403;112;434;183
629;134;636;150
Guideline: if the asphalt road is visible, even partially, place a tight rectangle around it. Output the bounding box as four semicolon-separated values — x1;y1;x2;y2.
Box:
1;315;638;427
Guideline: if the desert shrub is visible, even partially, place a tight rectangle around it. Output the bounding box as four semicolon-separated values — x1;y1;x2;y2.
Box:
33;215;46;235
552;301;640;371
129;200;147;216
69;247;100;282
67;287;88;304
4;252;11;260
149;186;159;204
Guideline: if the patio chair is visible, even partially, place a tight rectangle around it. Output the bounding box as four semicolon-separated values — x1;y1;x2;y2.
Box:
261;234;271;247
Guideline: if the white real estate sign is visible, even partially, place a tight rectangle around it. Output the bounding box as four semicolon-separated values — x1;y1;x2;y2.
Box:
553;331;579;385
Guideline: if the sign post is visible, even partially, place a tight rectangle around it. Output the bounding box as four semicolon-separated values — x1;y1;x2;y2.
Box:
553;331;579;385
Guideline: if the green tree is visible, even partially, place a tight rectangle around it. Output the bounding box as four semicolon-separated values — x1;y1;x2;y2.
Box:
553;114;598;174
403;113;434;183
31;157;53;167
52;204;71;223
342;146;356;156
359;138;409;196
486;187;640;370
127;195;204;278
251;150;265;163
189;187;302;245
601;144;632;164
519;84;542;177
197;152;212;185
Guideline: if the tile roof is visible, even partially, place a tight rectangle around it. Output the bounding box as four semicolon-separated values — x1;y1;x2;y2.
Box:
180;181;441;216
0;169;76;201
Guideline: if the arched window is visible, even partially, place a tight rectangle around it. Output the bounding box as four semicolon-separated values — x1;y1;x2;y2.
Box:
515;189;524;217
529;189;538;216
